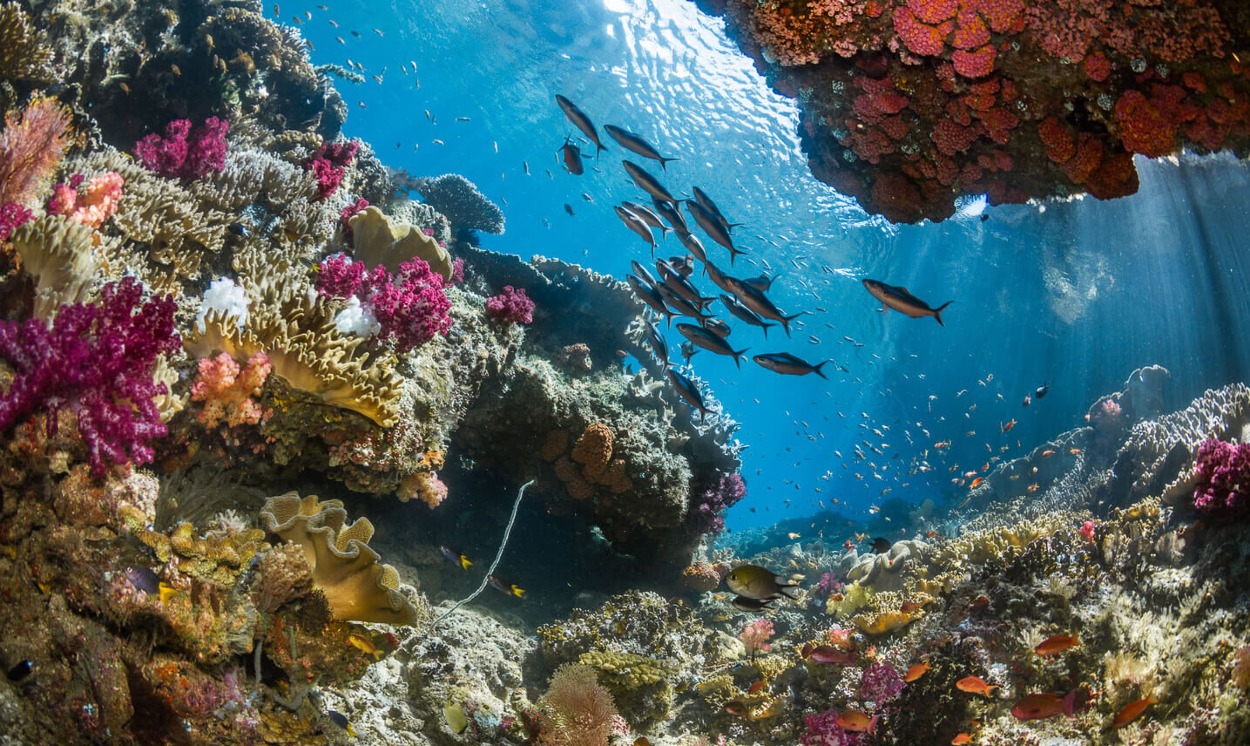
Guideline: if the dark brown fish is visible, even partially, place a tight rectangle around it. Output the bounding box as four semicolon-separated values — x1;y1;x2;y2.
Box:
555;94;606;154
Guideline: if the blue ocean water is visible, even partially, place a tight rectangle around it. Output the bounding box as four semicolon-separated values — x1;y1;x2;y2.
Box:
284;0;1250;534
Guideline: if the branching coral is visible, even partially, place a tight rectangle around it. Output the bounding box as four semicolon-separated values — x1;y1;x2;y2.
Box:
404;173;505;235
0;277;179;476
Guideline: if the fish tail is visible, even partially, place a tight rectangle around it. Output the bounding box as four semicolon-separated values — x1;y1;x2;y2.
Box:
659;156;679;171
1062;688;1078;716
511;585;526;598
733;348;749;369
815;360;830;380
781;311;808;338
933;300;953;326
460;556;472;570
778;585;800;600
761;323;771;340
595;142;607;156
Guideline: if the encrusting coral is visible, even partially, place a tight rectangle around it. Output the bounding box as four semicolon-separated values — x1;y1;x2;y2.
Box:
259;491;424;626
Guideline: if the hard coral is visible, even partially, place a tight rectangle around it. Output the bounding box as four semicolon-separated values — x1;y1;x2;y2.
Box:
0;277;179;476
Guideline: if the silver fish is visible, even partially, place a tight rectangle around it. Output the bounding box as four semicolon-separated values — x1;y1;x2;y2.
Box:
621;201;670;237
753;352;830;379
614;205;656;251
555;94;606;153
677;323;748;368
729;282;807;337
666;368;708;419
687;200;744;263
627;275;674;321
622;160;677;204
861;279;952;326
719;294;776;338
604;124;677;170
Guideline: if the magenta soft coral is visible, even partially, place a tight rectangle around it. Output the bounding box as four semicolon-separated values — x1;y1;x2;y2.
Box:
134;117;229;181
691;472;747;535
306;140;359;199
800;710;870;746
485;285;535;325
0;277;180;476
1193;439;1250;519
317;254;451;353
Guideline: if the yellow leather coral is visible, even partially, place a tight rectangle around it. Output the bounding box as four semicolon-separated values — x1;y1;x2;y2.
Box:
259;491;421;625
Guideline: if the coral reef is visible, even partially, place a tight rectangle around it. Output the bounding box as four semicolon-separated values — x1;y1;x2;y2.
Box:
695;0;1250;221
402;172;506;235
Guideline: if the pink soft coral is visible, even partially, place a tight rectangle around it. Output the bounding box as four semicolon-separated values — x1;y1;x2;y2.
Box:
48;171;125;228
484;285;535;325
739;618;774;655
190;351;272;429
0;277;179;476
317;254;452;353
1193;439;1250;519
134;117;229;181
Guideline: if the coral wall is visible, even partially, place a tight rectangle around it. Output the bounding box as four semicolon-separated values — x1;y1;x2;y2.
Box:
695;0;1250;222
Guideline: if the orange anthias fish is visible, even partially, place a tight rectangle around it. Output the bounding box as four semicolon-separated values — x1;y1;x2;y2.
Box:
1034;633;1080;656
951;733;973;745
955;676;998;697
1002;418;1017;433
1113;695;1157;727
904;662;930;682
969;477;985;489
1041;449;1056;457
835;709;879;733
1010;689;1081;721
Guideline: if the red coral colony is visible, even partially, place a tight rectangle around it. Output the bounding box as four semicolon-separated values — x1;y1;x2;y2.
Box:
702;0;1250;222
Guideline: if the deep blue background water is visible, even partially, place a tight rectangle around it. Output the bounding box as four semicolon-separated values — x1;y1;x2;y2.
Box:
281;0;1250;535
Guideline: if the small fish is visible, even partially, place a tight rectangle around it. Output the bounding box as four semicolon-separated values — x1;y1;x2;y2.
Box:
487;574;525;598
747;679;766;695
124;565;161;595
724;564;799;601
523;160;530;176
1113;695;1157;727
801;643;856;666
6;660;32;682
439;546;472;570
1034;633;1079;656
835;710;879;733
691;186;737;231
335;35;345;44
1069;447;1082;455
869;536;891;553
720;294;777;338
554;94;606;154
347;633;384;660
558;138;584;175
753;352;829;379
373;27;384;36
622;160;677;204
603;124;677;170
679;341;697;365
582;192;594;203
955;676;997;698
328;710;357;737
904;662;929;682
862;279;953;326
969;477;984;489
1035;383;1050;399
563;203;575;216
1041;449;1056;458
1022;394;1032;407
1002;418;1016;433
951;733;973;745
1010;689;1081;721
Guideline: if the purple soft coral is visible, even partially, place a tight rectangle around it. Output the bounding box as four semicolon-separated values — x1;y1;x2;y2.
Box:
800;710;872;746
0;277;180;476
859;661;906;705
134;117;229;181
485;285;535;325
691;472;747;536
1193;439;1250;518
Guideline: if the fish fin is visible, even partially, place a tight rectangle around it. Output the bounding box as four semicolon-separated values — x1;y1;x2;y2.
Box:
815;361;830;380
512;585;526;598
780;311;809;338
733;348;749;369
659;156;679;171
933;301;953;326
777;584;800;600
460;556;472;570
761;323;771;340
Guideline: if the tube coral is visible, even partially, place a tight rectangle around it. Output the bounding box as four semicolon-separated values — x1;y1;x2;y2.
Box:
0;277;180;475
